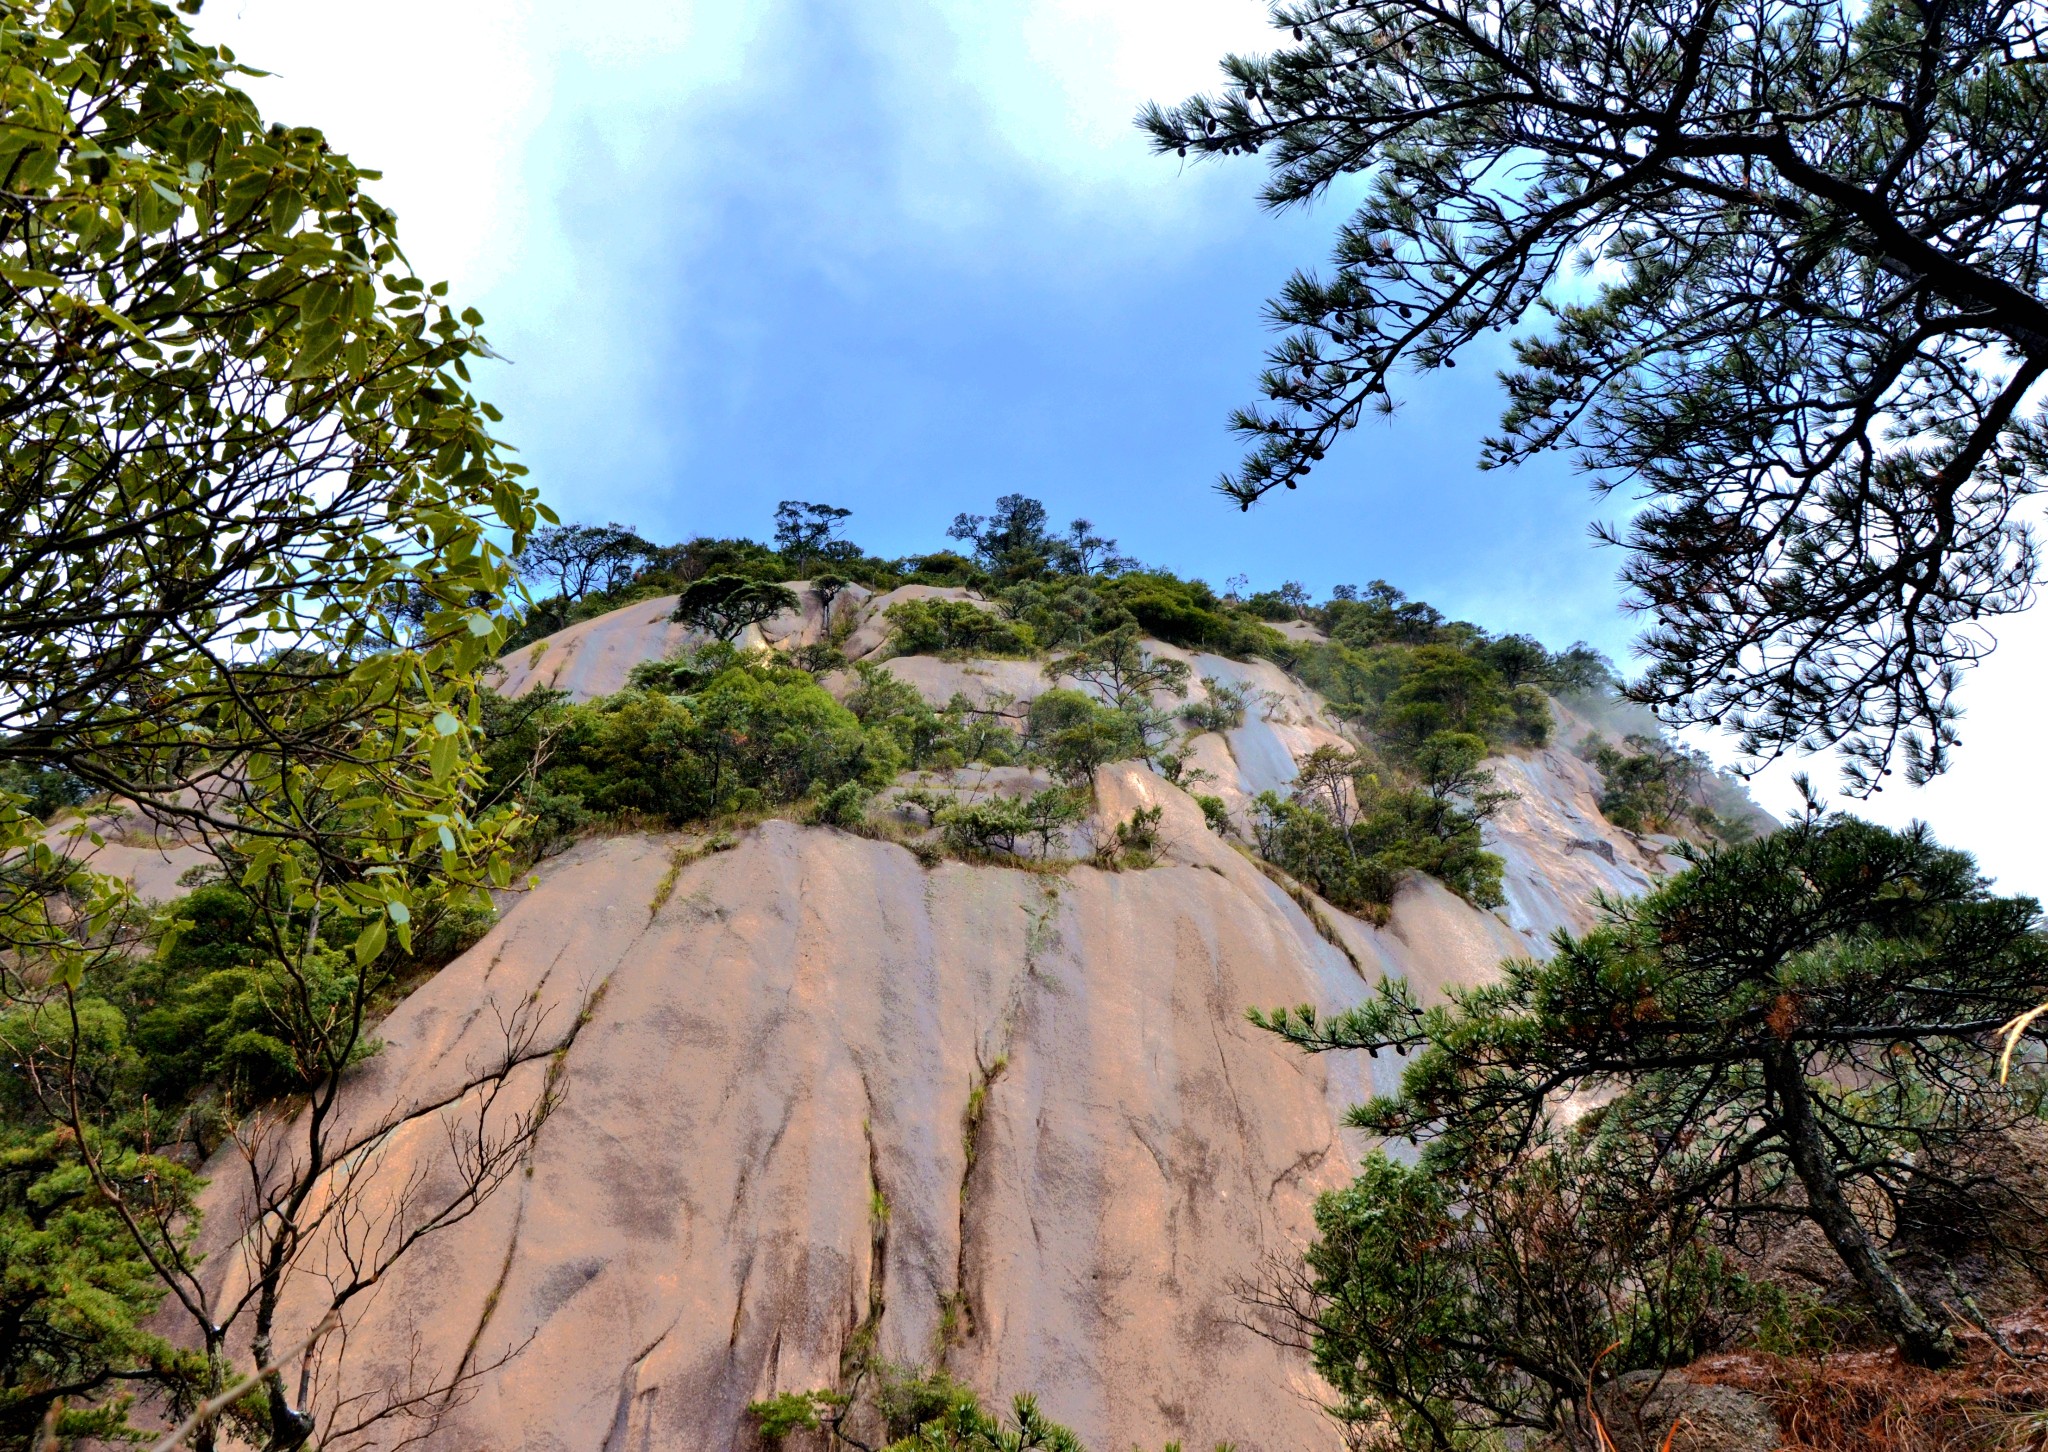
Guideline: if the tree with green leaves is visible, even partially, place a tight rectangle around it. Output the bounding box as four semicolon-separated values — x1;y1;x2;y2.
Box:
1252;734;1509;913
0;3;548;1444
0;0;539;881
811;571;854;621
1026;689;1146;786
1148;0;2048;789
671;575;802;643
947;495;1136;583
1246;1133;1744;1449
773;499;855;566
885;598;1036;657
515;522;653;606
1581;730;1722;836
1257;809;2048;1369
1046;624;1192;713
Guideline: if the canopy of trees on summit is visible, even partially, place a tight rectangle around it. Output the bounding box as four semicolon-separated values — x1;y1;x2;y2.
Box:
1149;0;2048;792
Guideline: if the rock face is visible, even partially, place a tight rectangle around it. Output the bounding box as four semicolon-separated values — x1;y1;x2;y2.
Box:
1594;1370;1779;1452
46;800;209;903
193;595;1699;1451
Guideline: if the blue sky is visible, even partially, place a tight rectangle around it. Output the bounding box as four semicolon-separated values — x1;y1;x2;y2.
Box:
198;0;2047;894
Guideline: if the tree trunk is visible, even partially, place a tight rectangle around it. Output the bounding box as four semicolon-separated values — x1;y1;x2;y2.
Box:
252;1328;316;1452
1767;1045;1955;1367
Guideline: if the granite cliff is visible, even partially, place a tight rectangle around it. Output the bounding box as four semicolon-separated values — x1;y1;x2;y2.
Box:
180;585;1695;1451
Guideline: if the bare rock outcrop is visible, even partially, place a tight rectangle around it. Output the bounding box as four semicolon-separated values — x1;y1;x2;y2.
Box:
180;595;1720;1450
1593;1370;1778;1452
199;766;1444;1450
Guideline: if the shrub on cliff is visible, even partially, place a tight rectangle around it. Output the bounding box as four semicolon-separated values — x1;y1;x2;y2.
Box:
845;663;1019;770
937;788;1087;859
1252;736;1510;914
1095;572;1284;658
886;598;1036;658
1581;730;1744;841
1046;625;1190;713
996;580;1119;651
1025;690;1146;786
496;659;900;832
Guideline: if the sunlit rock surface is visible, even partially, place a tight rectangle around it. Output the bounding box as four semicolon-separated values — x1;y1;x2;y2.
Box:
194;592;1717;1450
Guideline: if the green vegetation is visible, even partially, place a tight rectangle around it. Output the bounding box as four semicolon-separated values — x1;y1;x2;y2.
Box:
746;1388;831;1442
0;4;547;1445
1291;1136;1756;1447
1180;678;1248;734
1047;625;1190;712
1256;810;2048;1445
503;501;1642;911
885;599;1036;658
994;580;1110;651
1252;736;1511;918
670;575;804;642
0;764;89;824
936;789;1088;860
479;650;900;847
747;1362;1237;1450
1581;730;1749;843
1290;582;1591;756
946;495;1134;582
0;865;498;1445
1025;690;1146;788
0;1128;199;1446
504;493;1298;668
845;664;1020;771
1090;573;1284;658
1093;804;1164;870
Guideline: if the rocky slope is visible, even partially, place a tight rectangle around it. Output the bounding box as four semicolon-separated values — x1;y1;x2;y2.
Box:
189;586;1692;1451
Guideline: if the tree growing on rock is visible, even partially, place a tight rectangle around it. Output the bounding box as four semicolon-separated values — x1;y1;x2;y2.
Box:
811;572;854;620
1257;807;2048;1371
1046;625;1191;714
672;575;802;643
947;495;1136;582
884;599;1035;657
1026;690;1146;787
1251;735;1508;915
773;500;855;567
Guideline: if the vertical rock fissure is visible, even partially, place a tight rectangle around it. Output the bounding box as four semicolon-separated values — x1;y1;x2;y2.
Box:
839;1079;891;1398
947;1051;1007;1351
449;1188;530;1393
601;1314;682;1452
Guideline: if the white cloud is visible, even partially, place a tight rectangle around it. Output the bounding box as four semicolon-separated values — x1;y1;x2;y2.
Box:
194;1;1282;285
933;0;1275;186
192;1;783;297
1733;603;2048;898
